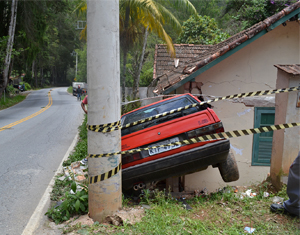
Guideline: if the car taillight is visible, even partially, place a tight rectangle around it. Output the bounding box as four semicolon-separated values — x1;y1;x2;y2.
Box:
187;122;224;139
122;152;142;164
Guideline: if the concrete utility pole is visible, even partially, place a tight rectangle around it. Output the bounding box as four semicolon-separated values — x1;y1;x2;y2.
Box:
87;0;121;222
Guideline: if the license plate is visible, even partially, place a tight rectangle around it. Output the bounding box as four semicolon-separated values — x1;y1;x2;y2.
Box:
148;137;181;156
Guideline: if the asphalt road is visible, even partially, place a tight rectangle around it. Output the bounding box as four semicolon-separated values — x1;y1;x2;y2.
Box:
0;88;84;235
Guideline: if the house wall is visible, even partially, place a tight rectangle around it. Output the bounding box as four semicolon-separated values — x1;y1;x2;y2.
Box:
270;70;300;189
177;21;300;192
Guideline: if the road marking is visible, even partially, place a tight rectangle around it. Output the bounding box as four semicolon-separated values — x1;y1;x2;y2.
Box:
21;131;80;235
0;91;53;132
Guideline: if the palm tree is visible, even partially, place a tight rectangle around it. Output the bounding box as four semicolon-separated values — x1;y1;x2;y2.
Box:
74;0;197;108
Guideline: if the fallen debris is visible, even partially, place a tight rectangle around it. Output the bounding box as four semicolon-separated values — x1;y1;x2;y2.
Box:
106;207;145;226
63;161;88;183
244;226;256;233
272;196;284;203
240;189;257;199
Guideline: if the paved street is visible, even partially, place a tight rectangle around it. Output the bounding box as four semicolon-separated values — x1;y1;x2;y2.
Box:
0;88;84;235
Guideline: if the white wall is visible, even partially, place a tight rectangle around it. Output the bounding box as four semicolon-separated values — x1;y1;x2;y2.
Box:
180;21;300;192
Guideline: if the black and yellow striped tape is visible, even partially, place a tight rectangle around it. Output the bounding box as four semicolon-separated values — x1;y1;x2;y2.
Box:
88;122;300;184
87;122;300;159
87;86;300;133
89;162;122;184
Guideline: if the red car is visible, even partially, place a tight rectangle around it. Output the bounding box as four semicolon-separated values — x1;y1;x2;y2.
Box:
121;93;239;190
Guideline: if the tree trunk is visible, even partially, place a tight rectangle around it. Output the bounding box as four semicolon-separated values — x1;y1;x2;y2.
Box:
40;67;44;87
133;26;149;100
121;5;130;113
0;0;18;97
122;49;127;113
32;60;36;88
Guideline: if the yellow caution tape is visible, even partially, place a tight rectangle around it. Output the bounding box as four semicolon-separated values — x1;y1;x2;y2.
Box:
89;162;122;184
87;86;300;184
87;86;300;133
87;122;300;158
88;122;300;184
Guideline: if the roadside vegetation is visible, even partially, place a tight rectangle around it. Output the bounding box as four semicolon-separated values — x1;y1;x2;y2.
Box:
45;117;299;234
0;83;32;110
0;93;26;110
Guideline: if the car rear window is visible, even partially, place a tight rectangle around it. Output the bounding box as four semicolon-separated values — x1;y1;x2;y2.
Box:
121;96;204;135
122;97;194;125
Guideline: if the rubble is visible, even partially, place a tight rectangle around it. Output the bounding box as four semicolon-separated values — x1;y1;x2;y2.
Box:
106;207;145;226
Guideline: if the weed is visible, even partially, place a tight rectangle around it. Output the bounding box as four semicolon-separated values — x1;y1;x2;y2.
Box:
63;116;87;166
46;181;89;224
50;174;73;201
0;94;26;110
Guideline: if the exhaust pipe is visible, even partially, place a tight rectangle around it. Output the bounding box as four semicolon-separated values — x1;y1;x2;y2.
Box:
138;183;145;189
133;185;139;191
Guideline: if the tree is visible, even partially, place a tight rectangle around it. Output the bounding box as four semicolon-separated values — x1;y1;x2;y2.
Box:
119;0;196;107
74;0;196;104
177;14;230;45
223;0;298;32
76;45;87;82
0;0;18;98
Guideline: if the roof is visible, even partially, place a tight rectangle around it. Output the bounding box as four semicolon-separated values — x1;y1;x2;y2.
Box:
153;1;300;95
274;64;300;75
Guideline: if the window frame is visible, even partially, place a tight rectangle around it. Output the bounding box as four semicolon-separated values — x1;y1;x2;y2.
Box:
252;107;275;166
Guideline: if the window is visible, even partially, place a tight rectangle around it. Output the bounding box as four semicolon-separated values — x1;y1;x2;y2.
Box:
252;107;275;166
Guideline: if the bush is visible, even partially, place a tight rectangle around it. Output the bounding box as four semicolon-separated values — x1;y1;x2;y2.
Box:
6;84;16;95
20;82;31;91
177;15;230;45
45;181;88;224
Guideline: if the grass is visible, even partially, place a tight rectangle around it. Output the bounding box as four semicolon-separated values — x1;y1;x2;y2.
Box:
48;105;299;234
59;181;299;235
67;86;73;94
0;93;27;110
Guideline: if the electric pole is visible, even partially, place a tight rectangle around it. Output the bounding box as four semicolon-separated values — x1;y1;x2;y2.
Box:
87;0;121;222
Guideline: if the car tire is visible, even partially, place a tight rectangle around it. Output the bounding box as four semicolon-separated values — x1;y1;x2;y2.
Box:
218;152;239;182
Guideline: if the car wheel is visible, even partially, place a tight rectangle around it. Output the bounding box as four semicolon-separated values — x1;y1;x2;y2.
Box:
218;152;239;182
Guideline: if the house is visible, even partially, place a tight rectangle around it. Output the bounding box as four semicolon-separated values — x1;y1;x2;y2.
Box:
152;2;300;191
271;64;300;189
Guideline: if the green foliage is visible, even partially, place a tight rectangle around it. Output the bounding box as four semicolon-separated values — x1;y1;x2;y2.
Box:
0;94;26;110
6;85;16;95
20;82;31;91
122;95;141;115
75;45;87;82
67;86;73;94
140;67;154;87
46;181;89;224
50;174;73;201
0;36;8;65
224;0;298;30
1;1;79;89
63;116;87;166
177;15;230;45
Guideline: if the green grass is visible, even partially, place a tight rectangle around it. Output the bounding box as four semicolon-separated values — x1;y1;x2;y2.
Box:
50;113;299;234
63;115;87;166
67;86;73;94
61;183;299;235
0;93;27;110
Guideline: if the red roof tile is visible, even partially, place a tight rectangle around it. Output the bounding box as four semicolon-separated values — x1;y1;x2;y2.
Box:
153;1;300;94
274;64;300;75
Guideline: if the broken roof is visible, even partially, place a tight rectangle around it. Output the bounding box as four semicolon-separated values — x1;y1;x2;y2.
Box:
153;2;300;95
274;64;300;75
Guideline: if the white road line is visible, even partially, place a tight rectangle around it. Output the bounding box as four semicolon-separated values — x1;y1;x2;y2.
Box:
21;131;80;235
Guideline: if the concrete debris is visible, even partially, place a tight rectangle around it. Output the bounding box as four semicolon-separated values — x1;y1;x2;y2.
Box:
63;161;87;183
106;207;145;226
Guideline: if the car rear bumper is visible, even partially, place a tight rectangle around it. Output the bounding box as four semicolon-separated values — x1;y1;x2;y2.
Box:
122;139;230;189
